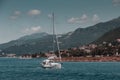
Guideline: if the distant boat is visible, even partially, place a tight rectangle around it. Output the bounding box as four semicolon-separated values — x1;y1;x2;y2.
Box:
41;13;62;69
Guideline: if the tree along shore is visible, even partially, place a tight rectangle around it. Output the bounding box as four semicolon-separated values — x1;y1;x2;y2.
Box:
54;56;120;62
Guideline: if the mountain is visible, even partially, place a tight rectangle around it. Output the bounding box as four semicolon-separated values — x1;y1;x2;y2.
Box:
59;16;120;48
1;35;53;54
0;32;49;50
0;16;120;54
19;32;48;40
93;27;120;44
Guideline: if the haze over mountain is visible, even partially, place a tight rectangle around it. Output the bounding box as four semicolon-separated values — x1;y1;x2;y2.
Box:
0;32;49;50
0;16;120;54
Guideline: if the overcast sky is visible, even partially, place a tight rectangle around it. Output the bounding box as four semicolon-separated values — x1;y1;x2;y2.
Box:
0;0;120;44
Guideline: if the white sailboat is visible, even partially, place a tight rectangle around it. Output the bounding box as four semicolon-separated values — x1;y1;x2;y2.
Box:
41;13;62;69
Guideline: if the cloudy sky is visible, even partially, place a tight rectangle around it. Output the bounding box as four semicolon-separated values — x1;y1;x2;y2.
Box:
0;0;120;44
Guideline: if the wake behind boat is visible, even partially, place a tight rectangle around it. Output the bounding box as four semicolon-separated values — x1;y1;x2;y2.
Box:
41;13;62;69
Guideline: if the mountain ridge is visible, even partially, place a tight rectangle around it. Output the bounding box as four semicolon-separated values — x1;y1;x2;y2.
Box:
0;16;120;54
0;32;49;49
60;16;120;48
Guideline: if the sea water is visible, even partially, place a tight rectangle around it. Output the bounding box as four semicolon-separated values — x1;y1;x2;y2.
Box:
0;57;120;80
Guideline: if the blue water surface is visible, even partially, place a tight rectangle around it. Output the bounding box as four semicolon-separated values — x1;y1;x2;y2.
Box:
0;57;120;80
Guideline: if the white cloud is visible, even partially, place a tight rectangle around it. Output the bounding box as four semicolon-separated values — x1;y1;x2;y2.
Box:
10;11;21;20
10;9;41;20
28;9;41;16
68;14;88;24
23;26;41;34
80;14;88;23
31;26;41;32
113;0;120;6
68;17;79;23
92;14;100;23
81;14;88;20
68;14;100;25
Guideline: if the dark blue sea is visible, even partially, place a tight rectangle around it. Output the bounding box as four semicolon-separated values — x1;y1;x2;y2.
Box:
0;58;120;80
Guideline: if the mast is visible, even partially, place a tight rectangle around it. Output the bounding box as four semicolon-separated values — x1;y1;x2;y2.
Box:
56;35;61;61
52;13;61;61
52;13;55;53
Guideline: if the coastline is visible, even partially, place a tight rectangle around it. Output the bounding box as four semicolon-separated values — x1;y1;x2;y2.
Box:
1;56;120;62
54;56;120;62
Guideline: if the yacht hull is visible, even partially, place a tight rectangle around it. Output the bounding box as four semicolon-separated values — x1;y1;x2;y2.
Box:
41;62;61;69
